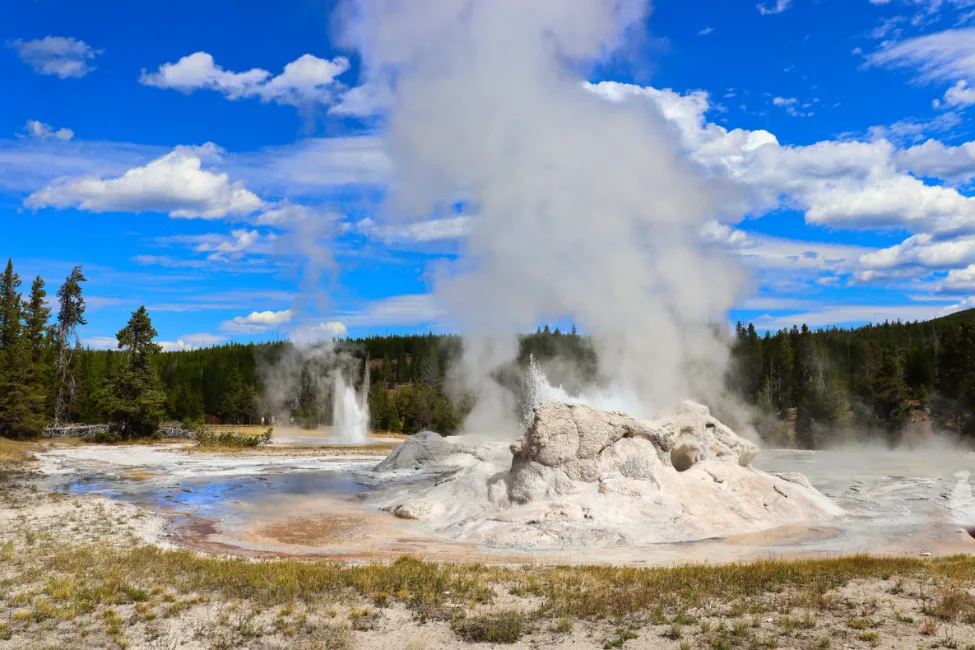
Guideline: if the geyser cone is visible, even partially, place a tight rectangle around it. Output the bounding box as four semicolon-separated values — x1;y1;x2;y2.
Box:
368;400;840;549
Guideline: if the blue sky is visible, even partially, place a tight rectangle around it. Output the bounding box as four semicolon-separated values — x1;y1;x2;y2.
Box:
3;0;975;349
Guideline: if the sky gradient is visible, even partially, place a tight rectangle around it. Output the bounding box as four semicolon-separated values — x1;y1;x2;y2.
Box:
3;0;975;349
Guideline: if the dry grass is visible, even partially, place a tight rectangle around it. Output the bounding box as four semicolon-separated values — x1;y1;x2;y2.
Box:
195;428;272;449
6;526;975;648
11;545;975;620
316;442;401;454
208;424;406;438
181;442;400;456
926;584;975;622
0;437;39;465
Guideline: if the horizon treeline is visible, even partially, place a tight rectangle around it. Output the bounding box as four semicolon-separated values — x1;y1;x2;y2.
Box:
6;258;975;447
727;315;975;448
74;325;593;436
0;256;599;440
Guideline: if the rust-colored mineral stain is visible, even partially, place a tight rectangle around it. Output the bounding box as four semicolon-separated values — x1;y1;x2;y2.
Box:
121;469;154;481
720;523;839;546
254;515;365;545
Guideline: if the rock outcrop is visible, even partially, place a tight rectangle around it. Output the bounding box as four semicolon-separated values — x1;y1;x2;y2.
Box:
506;401;759;503
367;401;841;549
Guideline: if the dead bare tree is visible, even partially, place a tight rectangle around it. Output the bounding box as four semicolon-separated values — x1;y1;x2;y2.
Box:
53;266;86;426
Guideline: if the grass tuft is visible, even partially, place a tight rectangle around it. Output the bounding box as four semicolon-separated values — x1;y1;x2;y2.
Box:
451;610;528;644
928;585;975;621
603;627;638;649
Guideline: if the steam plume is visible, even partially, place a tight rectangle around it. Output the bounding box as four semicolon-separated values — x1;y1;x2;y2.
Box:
340;0;745;433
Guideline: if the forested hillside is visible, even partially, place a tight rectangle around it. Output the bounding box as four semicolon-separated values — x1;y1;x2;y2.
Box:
4;256;975;446
727;315;975;448
63;316;975;447
70;326;596;436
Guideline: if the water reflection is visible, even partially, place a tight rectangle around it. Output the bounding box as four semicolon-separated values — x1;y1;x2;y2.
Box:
64;470;368;521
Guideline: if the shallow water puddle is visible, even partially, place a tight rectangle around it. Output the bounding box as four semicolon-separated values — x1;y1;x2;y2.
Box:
63;469;370;523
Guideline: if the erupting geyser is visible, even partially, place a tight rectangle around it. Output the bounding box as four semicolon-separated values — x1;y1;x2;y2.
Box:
522;355;643;428
331;370;369;444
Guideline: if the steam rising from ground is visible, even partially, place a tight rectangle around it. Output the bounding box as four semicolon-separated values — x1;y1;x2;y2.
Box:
257;340;369;440
341;0;745;434
522;355;640;429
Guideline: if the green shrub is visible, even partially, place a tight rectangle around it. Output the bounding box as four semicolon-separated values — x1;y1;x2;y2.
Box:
91;430;122;444
195;426;273;449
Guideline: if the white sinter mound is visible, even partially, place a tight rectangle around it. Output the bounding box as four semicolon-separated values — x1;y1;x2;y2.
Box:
367;401;841;549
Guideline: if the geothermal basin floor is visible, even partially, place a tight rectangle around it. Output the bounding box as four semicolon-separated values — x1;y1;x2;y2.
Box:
32;442;975;563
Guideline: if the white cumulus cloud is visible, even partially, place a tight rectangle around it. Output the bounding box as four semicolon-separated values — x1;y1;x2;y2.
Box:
942;79;975;107
587;81;975;235
940;296;975;316
858;232;975;278
702;221;871;272
7;36;98;78
140;52;351;107
22;120;74;141
82;336;119;350
585;80;975;290
159;333;227;352
24;143;264;219
895;138;975;184
156;228;277;261
220;309;293;334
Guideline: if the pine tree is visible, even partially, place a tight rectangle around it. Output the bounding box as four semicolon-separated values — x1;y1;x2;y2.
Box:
873;350;910;442
396;352;409;383
771;331;793;415
169;383;204;423
936;322;975;433
294;363;320;428
380;353;392;387
16;276;52;436
368;383;401;432
219;367;255;424
107;307;166;438
0;260;32;438
76;351;101;423
53;266;86;425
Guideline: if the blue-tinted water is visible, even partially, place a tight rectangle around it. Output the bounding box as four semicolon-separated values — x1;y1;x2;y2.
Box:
64;470;368;521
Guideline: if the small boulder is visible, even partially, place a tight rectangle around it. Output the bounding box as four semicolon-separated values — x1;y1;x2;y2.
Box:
391;501;434;519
